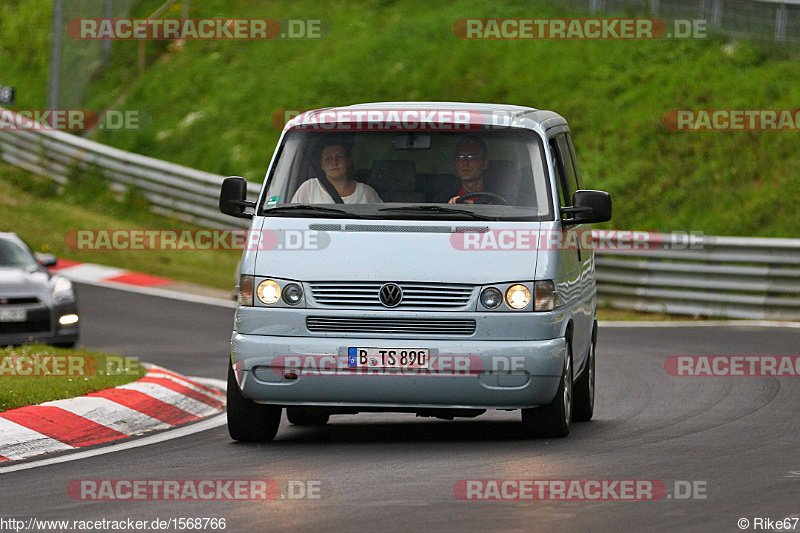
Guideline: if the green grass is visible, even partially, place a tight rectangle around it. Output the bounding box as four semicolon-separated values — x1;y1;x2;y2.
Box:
0;163;241;291
0;344;146;412
2;0;799;236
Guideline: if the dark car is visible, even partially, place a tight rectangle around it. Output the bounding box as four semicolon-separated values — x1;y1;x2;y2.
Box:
0;232;79;347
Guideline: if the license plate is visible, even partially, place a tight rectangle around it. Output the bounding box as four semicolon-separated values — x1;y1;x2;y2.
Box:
348;348;429;369
0;309;26;322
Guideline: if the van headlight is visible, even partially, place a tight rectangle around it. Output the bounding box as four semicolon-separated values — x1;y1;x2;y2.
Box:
52;277;74;302
479;287;503;309
282;283;303;305
505;284;531;310
256;279;281;305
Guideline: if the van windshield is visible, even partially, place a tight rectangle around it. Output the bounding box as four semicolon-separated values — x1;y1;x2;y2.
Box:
259;129;553;221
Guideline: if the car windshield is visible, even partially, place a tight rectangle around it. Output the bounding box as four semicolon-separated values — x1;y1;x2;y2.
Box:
259;128;553;220
0;239;37;268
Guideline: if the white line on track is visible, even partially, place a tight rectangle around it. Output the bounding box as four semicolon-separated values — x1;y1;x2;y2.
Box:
0;377;226;474
599;320;800;328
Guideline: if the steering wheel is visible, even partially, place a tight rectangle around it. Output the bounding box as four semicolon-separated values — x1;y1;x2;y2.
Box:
454;191;510;205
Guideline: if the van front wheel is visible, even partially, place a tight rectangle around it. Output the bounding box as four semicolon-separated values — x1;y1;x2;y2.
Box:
520;343;572;438
227;364;282;442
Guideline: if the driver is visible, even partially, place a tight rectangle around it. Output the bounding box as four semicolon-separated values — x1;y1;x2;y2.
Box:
434;135;491;204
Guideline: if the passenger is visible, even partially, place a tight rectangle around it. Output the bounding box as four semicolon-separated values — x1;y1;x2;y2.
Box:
291;142;381;204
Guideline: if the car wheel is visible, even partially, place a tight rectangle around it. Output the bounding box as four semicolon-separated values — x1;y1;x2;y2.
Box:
226;363;281;442
573;340;595;422
286;406;330;426
520;341;572;438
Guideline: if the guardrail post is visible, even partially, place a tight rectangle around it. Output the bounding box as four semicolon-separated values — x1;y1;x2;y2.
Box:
711;0;722;26
590;0;607;15
775;3;787;41
47;0;63;110
102;0;113;65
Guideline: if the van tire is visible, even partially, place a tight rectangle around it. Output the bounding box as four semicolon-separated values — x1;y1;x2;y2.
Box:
520;343;572;438
573;340;595;422
227;364;281;442
286;407;330;426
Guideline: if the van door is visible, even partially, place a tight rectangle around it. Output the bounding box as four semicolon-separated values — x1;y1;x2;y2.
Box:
550;133;592;369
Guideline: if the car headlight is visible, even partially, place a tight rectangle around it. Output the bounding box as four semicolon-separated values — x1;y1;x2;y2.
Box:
256;279;281;305
282;283;303;305
480;287;503;309
534;280;556;311
505;284;531;310
52;277;74;302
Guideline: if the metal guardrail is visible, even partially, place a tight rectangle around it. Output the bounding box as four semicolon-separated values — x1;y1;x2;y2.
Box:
0;110;258;229
1;111;798;319
594;232;800;320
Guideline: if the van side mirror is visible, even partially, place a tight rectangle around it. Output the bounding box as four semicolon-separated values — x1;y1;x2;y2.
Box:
219;176;255;219
561;190;612;224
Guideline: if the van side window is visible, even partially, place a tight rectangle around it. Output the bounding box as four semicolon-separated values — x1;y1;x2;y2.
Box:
555;134;578;205
549;138;565;207
566;133;585;190
549;136;574;209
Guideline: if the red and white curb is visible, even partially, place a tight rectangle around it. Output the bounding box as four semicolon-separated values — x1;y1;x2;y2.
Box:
49;259;174;287
0;365;225;463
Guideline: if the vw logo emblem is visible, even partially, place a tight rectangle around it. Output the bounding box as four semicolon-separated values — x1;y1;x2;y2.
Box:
379;283;403;307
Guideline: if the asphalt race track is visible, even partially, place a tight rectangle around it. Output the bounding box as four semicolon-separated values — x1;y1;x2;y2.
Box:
1;283;798;532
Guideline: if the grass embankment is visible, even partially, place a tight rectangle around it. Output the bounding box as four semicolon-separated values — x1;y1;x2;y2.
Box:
0;344;146;412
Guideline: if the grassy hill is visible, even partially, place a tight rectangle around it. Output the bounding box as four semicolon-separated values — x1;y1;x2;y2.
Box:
2;0;799;236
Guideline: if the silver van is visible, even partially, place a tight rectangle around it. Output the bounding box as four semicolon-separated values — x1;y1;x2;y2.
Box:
219;102;611;441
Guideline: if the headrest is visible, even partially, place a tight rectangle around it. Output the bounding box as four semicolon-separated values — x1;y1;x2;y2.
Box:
368;160;417;192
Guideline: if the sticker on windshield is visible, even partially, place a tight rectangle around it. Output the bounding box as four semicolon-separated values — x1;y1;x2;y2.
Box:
267;195;280;206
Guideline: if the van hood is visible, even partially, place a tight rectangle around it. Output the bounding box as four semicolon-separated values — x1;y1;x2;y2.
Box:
249;218;541;284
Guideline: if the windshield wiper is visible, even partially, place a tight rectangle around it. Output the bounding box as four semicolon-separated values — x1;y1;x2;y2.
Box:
378;205;498;220
262;205;370;218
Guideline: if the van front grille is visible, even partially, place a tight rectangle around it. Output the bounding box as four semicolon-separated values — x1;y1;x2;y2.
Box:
308;281;474;309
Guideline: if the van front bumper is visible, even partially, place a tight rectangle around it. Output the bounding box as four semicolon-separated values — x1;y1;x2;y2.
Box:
230;333;566;409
